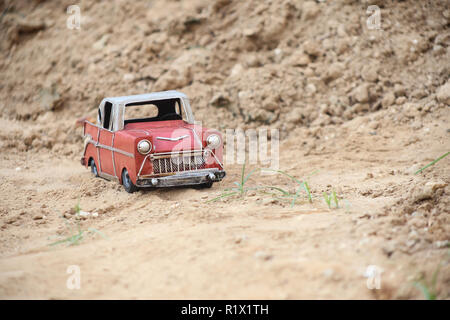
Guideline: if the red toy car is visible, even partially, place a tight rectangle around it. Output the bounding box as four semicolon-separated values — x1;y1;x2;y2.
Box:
80;91;226;193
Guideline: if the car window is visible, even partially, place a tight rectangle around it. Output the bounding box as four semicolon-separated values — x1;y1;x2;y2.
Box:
124;98;184;123
103;102;113;130
126;104;159;120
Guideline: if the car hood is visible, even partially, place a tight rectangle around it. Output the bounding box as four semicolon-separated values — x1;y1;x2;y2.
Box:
123;121;203;153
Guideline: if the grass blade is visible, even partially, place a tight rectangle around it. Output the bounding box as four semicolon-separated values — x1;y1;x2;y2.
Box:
88;228;108;240
415;151;450;174
304;181;312;203
263;186;290;196
323;192;331;208
243;168;259;184
262;168;303;185
241;162;246;186
332;190;339;208
413;282;435;300
206;192;238;203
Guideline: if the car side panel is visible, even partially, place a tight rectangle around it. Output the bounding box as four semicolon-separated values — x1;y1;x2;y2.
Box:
84;143;98;168
83;121;99;168
98;129;114;175
84;121;99;141
113;132;138;184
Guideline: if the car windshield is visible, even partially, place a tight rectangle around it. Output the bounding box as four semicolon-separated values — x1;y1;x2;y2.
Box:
124;98;186;124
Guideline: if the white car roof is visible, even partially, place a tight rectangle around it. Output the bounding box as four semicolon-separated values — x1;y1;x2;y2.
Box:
104;90;188;105
97;90;194;131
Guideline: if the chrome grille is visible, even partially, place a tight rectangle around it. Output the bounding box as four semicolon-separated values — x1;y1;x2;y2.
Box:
152;154;205;174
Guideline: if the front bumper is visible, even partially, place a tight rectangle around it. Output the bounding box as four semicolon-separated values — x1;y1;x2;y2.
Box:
136;169;226;187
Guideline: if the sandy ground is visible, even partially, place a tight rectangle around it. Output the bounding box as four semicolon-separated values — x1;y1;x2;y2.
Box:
0;111;449;299
0;0;449;299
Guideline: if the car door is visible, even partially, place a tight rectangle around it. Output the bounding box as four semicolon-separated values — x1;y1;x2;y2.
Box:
98;101;115;177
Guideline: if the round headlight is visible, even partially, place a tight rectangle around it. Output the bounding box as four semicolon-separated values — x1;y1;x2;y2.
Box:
206;134;221;149
137;140;152;155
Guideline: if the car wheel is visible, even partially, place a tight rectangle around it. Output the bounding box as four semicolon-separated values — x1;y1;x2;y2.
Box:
90;159;99;177
122;169;138;193
199;181;213;189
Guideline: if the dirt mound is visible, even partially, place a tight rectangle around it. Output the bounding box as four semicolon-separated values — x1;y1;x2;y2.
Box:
383;178;449;254
1;0;449;131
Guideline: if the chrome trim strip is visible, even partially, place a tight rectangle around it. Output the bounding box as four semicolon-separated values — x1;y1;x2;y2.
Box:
150;150;204;160
85;120;119;134
99;143;134;158
211;150;224;170
137;154;151;178
156;135;189;141
138;168;219;179
86;140;134;158
151;149;204;156
96;129;102;173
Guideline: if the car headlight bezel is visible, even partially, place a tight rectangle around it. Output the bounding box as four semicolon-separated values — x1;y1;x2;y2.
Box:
206;134;221;149
137;139;152;155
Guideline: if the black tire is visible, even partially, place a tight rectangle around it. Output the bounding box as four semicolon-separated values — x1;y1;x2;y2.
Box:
122;168;138;193
199;181;213;189
89;158;99;177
